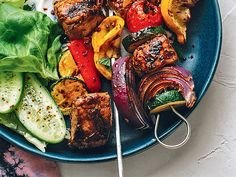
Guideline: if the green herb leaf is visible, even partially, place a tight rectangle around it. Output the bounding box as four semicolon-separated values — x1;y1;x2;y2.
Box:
150;25;167;35
99;58;111;71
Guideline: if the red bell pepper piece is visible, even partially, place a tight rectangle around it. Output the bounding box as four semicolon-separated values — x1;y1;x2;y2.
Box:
126;0;163;33
68;37;101;92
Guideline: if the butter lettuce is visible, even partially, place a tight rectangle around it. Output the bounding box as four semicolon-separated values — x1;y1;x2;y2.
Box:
0;3;62;80
0;0;25;8
0;113;46;152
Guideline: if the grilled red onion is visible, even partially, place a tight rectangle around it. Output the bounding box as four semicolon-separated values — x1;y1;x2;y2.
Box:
112;57;152;129
138;66;196;108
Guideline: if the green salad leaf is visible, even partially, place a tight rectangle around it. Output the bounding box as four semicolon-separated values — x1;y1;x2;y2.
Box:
0;113;46;152
99;57;111;71
0;3;62;80
0;0;25;8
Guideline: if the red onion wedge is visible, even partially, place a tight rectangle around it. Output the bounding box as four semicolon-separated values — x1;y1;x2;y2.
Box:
112;57;152;129
138;65;196;108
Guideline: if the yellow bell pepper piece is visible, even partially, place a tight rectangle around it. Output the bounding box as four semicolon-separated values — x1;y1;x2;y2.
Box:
92;16;125;80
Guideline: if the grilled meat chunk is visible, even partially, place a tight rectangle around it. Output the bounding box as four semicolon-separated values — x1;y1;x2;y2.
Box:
184;0;199;7
148;0;161;5
132;34;178;76
108;0;135;18
54;0;105;39
70;92;112;149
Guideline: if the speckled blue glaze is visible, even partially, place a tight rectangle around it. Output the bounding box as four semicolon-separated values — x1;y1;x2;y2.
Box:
0;0;222;162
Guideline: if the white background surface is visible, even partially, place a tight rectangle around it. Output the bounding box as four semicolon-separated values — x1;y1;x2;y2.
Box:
59;0;236;176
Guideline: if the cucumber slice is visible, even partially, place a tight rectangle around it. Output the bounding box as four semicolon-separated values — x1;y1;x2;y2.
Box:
0;72;24;113
146;90;186;114
15;74;66;144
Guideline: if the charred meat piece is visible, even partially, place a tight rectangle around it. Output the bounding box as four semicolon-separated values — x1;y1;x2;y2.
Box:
70;92;112;149
132;34;178;76
54;0;105;39
184;0;199;7
148;0;161;6
108;0;135;18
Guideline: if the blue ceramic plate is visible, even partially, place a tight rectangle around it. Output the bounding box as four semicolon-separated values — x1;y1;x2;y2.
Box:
0;0;222;162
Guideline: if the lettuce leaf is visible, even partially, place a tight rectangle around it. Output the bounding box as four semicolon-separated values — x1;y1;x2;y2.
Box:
0;0;25;8
0;3;62;80
0;113;46;152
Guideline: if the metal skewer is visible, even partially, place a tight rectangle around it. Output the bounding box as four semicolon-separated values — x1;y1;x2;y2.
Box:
154;106;191;149
111;58;124;177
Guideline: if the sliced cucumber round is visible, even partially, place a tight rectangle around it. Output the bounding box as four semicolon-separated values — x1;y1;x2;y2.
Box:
0;72;24;113
146;90;186;114
15;74;66;144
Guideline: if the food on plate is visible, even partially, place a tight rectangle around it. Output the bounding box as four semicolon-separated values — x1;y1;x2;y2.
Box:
108;0;135;18
15;74;66;144
51;77;88;115
126;0;163;33
112;59;196;128
132;34;178;76
138;66;196;114
161;0;199;44
70;92;112;148
0;0;199;152
68;38;101;92
92;16;125;80
122;26;166;53
54;0;105;39
0;3;62;80
112;57;152;129
59;50;79;77
0;113;47;152
0;72;24;113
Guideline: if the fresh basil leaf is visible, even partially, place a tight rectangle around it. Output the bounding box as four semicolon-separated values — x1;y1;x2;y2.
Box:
0;4;62;80
99;58;111;71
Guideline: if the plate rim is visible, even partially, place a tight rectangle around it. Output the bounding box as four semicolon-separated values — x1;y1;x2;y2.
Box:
0;0;222;163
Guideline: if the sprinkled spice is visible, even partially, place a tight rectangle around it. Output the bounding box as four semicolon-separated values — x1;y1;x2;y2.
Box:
51;10;55;15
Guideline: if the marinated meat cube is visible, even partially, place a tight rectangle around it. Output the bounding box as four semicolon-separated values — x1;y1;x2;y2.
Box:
132;34;178;76
70;92;112;149
148;0;161;5
54;0;105;39
108;0;135;18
